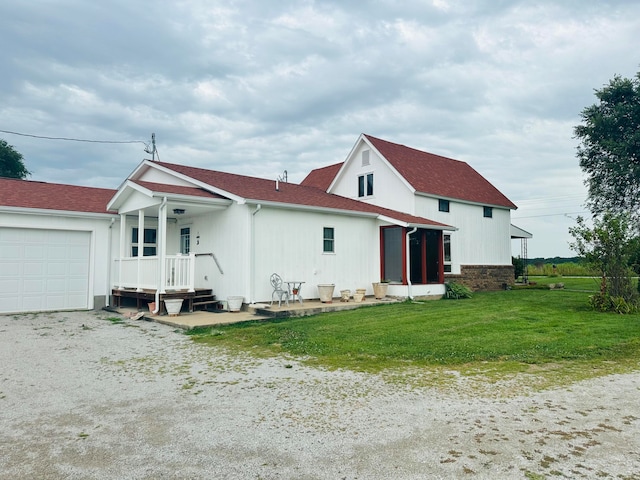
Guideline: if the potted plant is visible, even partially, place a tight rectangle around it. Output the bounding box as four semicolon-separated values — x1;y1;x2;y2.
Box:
317;284;335;303
227;296;244;312
164;298;183;316
372;280;389;299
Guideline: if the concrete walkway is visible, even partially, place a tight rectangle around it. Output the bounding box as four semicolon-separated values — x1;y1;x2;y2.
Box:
115;296;398;329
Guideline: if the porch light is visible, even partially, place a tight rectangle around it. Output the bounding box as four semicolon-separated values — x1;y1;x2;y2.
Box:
173;208;185;215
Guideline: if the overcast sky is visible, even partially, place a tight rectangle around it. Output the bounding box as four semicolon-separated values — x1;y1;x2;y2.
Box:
1;1;638;258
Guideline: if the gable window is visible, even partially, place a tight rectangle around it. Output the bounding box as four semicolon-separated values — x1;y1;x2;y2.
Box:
358;173;374;197
443;234;452;273
132;228;157;256
483;206;493;218
323;227;335;253
361;150;370;166
439;199;450;212
180;227;190;254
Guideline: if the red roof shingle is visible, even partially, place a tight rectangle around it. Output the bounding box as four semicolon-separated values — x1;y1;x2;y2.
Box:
364;135;516;209
131;180;226;199
0;177;116;214
155;161;451;228
300;162;342;189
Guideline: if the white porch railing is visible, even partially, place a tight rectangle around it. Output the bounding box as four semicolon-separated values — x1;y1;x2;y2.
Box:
113;254;196;291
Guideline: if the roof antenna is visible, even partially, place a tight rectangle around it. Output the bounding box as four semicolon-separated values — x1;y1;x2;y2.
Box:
277;169;288;183
144;133;157;161
275;169;287;191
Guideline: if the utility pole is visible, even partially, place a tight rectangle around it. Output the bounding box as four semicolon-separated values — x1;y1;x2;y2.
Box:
145;133;156;160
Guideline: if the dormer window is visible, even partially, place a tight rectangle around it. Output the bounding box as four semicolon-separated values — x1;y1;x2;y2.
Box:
358;173;374;197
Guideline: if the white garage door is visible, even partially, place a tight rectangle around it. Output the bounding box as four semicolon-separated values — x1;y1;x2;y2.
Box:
0;228;91;314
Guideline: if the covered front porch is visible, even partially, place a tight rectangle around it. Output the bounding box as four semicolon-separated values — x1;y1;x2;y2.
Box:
107;178;232;313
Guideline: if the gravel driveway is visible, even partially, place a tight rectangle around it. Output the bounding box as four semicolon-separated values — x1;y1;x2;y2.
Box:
1;310;639;479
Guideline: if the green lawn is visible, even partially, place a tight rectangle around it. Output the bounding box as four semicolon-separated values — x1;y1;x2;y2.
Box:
190;286;640;386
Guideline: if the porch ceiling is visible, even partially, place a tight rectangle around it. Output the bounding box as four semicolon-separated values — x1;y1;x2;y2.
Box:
136;199;229;218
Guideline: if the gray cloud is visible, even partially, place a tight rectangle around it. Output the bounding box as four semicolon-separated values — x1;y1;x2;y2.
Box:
1;0;639;257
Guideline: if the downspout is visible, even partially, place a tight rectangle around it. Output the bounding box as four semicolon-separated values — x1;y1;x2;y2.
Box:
406;227;417;300
153;197;168;314
250;204;262;304
105;217;115;307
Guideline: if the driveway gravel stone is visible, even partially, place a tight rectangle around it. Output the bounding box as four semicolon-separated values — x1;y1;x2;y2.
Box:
1;310;639;479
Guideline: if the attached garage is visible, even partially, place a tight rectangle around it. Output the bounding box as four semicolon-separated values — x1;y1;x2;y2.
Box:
0;228;91;313
0;177;118;315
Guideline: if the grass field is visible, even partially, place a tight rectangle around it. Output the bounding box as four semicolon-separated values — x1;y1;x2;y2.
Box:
190;281;640;388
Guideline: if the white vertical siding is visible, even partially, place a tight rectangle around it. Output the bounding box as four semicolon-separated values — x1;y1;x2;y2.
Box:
415;196;512;268
329;143;415;214
251;207;380;303
185;203;250;302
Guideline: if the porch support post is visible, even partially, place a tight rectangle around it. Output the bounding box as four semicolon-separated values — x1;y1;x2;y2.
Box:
118;213;126;290
437;230;445;284
158;198;168;294
136;210;144;292
188;253;195;292
406;227;417;300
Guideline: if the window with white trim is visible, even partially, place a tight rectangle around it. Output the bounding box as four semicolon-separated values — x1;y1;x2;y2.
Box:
443;234;452;273
180;227;190;254
483;206;493;218
358;173;373;197
439;199;450;212
132;228;157;256
323;227;335;253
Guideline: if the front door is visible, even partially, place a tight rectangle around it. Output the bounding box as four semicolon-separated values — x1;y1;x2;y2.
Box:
425;230;441;283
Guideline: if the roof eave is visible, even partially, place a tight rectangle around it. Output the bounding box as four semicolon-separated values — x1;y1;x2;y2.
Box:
414;191;517;210
244;199;456;230
245;199;380;219
0;205;118;219
377;214;457;231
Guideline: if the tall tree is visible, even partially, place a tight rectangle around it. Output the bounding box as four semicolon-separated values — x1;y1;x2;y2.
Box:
0;139;30;179
574;71;640;223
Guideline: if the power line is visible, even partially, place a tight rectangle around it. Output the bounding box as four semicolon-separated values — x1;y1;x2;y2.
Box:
512;211;589;219
0;129;146;145
515;193;586;202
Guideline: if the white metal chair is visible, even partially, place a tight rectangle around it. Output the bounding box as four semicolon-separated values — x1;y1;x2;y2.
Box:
270;273;290;307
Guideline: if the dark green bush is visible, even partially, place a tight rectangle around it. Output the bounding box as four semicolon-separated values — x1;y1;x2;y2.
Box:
444;281;473;300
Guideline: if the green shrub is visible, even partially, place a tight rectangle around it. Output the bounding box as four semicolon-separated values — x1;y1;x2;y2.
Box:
588;292;638;314
444;281;473;299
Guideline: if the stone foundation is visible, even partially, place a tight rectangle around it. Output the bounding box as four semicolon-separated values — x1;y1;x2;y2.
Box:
445;264;514;291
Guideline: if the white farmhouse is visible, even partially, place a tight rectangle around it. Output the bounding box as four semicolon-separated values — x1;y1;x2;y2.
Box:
0;134;522;314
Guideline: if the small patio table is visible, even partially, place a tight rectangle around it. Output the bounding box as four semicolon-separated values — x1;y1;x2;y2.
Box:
285;281;305;305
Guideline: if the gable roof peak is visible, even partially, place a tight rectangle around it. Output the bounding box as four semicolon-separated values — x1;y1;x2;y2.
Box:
362;134;517;209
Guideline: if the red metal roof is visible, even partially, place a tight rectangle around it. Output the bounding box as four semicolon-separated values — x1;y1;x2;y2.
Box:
364;134;517;209
0;177;116;214
155;161;451;228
